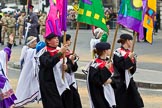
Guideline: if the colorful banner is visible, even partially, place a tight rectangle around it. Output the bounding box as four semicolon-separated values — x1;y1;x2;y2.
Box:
117;0;143;37
143;0;156;43
45;0;67;37
77;0;108;32
57;0;67;31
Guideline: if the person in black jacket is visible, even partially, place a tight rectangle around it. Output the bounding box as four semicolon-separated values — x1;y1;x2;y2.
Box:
60;34;82;108
39;33;75;108
113;34;144;108
87;42;116;108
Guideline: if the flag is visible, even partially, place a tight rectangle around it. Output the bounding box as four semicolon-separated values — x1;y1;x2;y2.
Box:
57;0;67;31
77;0;108;32
143;0;156;43
117;0;143;37
45;0;62;37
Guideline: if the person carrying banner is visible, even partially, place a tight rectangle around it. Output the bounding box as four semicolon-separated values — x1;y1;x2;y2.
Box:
60;34;82;108
87;42;116;108
39;33;76;108
113;34;144;108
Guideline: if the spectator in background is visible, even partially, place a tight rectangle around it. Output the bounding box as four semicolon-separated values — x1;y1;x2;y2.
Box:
1;12;8;45
154;12;160;34
17;11;26;45
38;11;47;37
69;9;76;29
7;12;17;46
25;4;39;43
105;10;111;31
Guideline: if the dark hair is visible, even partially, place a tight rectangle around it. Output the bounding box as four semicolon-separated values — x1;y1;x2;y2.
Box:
93;49;104;57
45;33;57;40
60;34;71;43
118;34;133;44
117;38;127;44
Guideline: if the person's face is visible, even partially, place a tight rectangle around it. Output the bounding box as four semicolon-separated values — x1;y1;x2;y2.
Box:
66;39;72;46
47;37;59;47
22;13;25;16
42;13;46;17
106;49;111;56
29;8;33;13
29;40;37;48
126;40;132;48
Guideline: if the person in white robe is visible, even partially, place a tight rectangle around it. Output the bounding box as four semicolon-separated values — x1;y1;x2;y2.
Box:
0;34;17;108
14;36;41;107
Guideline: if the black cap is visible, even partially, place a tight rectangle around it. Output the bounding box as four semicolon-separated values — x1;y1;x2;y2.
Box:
45;33;58;40
95;42;111;50
60;34;71;43
120;34;133;40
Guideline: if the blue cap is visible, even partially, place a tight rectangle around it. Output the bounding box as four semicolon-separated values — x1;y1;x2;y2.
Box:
36;41;46;53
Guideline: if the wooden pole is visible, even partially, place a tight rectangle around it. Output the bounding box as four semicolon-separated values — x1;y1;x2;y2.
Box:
72;22;80;54
27;0;29;14
62;31;66;80
131;32;137;52
109;24;119;61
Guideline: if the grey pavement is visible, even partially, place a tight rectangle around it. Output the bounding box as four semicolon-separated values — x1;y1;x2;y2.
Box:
1;28;162;89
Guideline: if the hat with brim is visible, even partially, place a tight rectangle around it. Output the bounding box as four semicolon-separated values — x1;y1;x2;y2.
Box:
120;34;133;40
95;42;111;50
45;33;58;40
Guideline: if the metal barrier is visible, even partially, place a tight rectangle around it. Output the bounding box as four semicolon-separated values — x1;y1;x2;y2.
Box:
109;18;117;29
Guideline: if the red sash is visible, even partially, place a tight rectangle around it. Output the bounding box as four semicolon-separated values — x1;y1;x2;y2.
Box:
46;46;59;56
120;48;135;63
95;58;114;73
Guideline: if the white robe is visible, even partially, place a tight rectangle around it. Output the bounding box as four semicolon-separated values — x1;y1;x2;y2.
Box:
0;50;17;107
15;48;41;107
